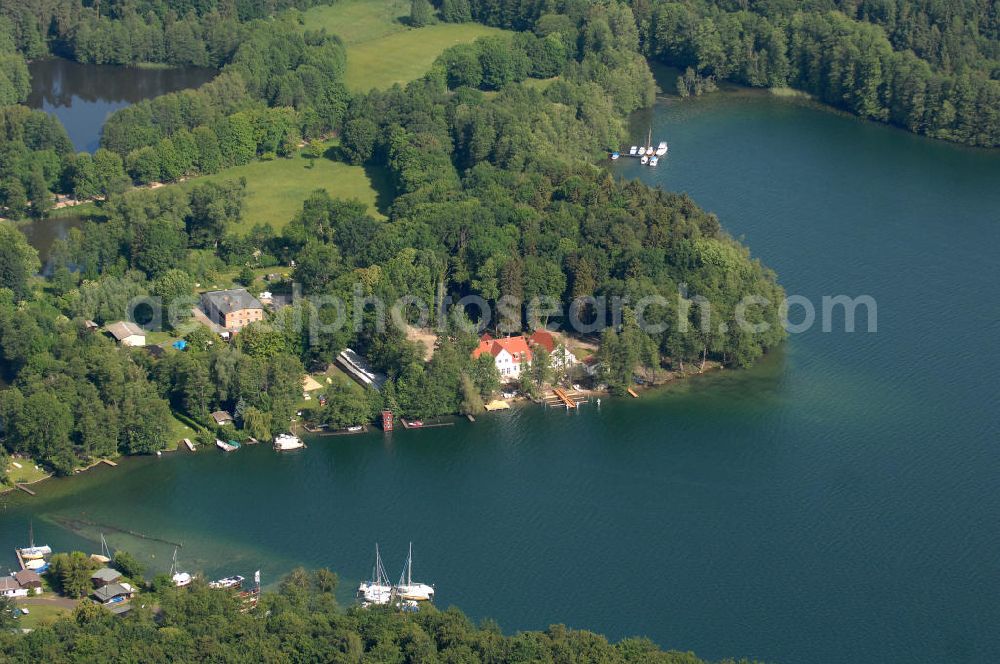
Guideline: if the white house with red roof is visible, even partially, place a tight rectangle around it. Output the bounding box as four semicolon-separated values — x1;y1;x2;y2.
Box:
471;330;579;381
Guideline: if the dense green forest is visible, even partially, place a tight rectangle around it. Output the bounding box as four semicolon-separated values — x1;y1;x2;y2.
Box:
0;569;752;663
0;0;786;477
461;0;999;146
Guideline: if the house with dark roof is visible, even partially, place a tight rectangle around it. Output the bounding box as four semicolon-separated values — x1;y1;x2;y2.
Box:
91;582;135;605
13;569;42;594
91;567;122;588
0;576;27;598
200;289;264;331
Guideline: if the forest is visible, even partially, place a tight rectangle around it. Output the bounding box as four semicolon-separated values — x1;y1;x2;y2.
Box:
0;567;755;663
0;0;786;478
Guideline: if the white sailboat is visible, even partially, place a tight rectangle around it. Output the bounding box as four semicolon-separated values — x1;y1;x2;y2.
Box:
357;544;393;606
19;522;51;560
170;548;192;587
273;433;305;451
395;542;435;602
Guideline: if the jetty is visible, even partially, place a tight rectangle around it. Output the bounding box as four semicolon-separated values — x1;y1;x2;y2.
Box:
542;388;590;409
15;483;36;496
627;387;640;398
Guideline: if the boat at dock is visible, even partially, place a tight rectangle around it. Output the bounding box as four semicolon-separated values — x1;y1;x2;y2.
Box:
610;151;620;160
273;433;305;451
209;575;245;590
19;545;51;560
628;145;638;156
216;439;240;452
357;544;393;606
649;155;659;166
640;155;649;165
395;542;435;602
655;141;668;156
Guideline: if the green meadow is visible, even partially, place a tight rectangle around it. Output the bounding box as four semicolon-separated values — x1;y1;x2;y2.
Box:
301;0;509;91
174;142;391;233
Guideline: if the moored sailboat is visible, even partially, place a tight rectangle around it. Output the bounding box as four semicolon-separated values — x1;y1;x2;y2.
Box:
170;547;192;587
357;544;393;606
395;542;435;602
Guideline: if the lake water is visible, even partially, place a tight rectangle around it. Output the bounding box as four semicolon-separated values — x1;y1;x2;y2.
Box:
26;58;215;152
3;90;1000;664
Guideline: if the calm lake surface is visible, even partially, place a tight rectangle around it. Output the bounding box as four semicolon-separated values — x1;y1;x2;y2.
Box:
3;90;1000;664
26;58;215;152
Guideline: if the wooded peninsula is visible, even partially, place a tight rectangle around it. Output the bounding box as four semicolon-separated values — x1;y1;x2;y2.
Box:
0;0;995;657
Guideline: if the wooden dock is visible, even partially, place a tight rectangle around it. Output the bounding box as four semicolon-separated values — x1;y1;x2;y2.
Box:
544;388;590;409
15;483;36;496
552;388;577;409
627;387;639;398
14;548;26;571
102;459;118;467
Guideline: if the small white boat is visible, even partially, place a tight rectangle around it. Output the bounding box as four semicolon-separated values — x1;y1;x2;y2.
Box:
208;575;245;590
346;425;364;432
395;542;435;602
655;141;668;156
610;151;620;160
640;155;649;165
628;145;638;156
273;433;305;451
24;558;47;571
649;156;659;166
216;439;240;452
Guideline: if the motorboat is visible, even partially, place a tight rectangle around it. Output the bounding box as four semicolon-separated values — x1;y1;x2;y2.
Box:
628;145;638;156
640;155;649;165
649;156;659;166
273;433;305;451
209;575;245;590
610;151;620;160
655;141;668;156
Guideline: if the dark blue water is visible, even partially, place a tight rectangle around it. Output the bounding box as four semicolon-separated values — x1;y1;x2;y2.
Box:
2;90;1000;664
26;59;215;152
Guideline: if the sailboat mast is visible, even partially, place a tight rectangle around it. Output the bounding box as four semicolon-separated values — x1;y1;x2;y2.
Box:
408;542;413;586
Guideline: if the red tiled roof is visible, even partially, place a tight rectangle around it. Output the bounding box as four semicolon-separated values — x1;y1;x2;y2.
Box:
527;329;555;352
471;334;533;362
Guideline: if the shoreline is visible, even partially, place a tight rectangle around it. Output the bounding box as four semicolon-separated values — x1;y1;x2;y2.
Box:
1;358;731;498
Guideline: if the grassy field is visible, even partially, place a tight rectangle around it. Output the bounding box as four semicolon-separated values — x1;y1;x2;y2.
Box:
302;0;508;91
5;460;50;485
175;143;391;233
13;604;72;629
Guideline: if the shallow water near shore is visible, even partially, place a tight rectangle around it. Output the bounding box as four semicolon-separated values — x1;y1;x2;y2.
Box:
3;88;1000;664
